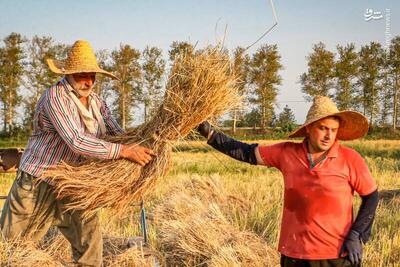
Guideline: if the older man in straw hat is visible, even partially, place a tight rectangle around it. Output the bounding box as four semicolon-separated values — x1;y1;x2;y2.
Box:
0;40;155;266
198;96;378;267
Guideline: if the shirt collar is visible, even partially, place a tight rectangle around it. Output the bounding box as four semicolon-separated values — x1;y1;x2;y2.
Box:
302;138;339;158
60;77;74;93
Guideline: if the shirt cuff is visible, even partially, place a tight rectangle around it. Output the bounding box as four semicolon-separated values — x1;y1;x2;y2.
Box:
108;143;122;159
358;185;378;197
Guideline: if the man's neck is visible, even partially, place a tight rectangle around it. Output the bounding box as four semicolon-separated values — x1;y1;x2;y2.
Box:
307;142;327;162
78;95;89;109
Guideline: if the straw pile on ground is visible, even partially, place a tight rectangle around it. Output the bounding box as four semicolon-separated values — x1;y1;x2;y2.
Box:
41;47;240;218
0;230;159;266
154;175;280;267
103;240;159;267
0;239;62;267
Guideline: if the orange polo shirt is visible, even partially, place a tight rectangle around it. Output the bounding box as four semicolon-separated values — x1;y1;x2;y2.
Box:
258;139;377;260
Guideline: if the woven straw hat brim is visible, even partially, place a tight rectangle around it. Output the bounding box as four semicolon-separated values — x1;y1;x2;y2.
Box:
288;110;369;141
46;58;119;80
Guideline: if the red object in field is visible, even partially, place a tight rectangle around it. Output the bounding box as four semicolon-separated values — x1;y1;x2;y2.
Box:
0;148;24;172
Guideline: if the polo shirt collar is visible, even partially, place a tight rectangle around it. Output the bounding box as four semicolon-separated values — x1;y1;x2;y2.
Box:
327;140;339;158
302;138;339;158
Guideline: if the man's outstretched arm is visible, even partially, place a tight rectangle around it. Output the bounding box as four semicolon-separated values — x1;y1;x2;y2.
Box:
198;121;265;165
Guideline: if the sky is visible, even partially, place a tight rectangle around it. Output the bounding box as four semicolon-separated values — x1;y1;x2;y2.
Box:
0;0;399;123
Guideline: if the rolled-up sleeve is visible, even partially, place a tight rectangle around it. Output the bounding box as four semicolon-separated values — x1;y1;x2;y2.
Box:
44;89;121;160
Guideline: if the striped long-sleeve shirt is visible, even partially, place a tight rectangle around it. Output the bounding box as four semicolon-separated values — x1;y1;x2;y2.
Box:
19;78;125;177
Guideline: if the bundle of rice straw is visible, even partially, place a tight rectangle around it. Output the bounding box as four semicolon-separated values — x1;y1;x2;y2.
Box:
102;235;161;266
41;47;240;218
0;239;63;267
1;232;159;266
154;175;280;267
103;244;159;267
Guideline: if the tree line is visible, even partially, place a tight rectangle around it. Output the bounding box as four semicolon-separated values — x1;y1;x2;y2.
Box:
0;32;399;137
300;40;400;130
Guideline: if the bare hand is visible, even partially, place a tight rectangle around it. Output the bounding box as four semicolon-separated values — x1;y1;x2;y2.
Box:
120;143;156;166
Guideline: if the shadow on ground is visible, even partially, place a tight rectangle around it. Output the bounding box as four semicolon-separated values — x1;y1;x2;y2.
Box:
378;189;400;204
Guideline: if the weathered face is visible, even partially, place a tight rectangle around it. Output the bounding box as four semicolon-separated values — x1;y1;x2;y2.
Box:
306;117;340;153
68;72;96;97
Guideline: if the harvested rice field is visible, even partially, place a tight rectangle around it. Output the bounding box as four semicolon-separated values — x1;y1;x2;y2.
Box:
0;139;399;266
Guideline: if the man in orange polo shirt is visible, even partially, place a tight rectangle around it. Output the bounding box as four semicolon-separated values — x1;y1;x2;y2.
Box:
198;96;378;267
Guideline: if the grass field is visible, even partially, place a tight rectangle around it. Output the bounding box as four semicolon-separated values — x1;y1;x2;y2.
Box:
0;139;399;266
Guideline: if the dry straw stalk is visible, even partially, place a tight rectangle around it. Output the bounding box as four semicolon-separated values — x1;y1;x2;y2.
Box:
154;175;280;266
41;47;241;218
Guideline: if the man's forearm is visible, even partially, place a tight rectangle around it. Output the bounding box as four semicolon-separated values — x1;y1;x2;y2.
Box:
207;131;258;165
351;189;379;243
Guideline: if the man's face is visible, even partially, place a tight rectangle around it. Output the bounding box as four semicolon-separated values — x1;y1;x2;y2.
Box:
69;72;96;97
306;117;340;153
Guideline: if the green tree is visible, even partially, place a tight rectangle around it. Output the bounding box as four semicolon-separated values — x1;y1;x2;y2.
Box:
231;46;250;134
168;41;194;62
142;46;166;122
249;44;283;129
242;108;261;128
379;58;392;127
109;44;142;129
300;42;335;101
388;36;400;130
357;42;384;125
335;43;359;109
0;33;26;133
24;36;68;129
276;105;297;132
93;49;113;100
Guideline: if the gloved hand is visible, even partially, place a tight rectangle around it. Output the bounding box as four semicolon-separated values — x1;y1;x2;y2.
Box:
339;230;363;266
197;121;213;139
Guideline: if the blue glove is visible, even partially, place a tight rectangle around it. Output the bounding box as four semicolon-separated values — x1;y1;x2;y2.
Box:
340;230;362;266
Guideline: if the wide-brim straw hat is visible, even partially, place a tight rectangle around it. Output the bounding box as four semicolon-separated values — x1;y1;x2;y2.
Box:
46;40;119;80
288;96;369;140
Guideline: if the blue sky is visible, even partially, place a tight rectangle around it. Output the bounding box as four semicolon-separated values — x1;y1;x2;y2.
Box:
1;0;399;123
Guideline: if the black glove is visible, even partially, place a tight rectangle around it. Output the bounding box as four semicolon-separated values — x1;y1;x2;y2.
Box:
197;121;212;139
340;230;362;266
